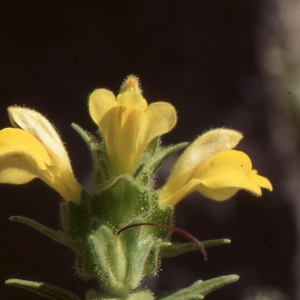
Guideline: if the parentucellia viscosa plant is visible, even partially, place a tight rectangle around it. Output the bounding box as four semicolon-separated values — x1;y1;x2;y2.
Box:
0;76;272;300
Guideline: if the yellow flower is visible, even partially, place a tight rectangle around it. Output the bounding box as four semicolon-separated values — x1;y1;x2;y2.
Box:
0;107;82;203
89;75;177;176
159;128;272;206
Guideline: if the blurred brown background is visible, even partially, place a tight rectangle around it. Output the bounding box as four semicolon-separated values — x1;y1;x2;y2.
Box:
0;1;298;299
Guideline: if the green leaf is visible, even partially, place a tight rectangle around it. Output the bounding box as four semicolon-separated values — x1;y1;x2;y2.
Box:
159;238;231;258
9;216;75;249
5;279;81;300
71;123;95;149
157;275;239;300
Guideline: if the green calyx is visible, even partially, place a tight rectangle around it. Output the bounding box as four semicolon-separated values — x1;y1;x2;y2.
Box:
60;176;174;297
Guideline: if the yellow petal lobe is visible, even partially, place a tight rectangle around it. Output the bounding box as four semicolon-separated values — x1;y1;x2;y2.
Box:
142;102;177;141
117;91;147;110
249;170;273;191
0;128;51;184
195;150;271;200
89;89;117;126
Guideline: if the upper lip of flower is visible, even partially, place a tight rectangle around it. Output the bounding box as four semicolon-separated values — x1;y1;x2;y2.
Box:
0;106;82;202
88;75;177;176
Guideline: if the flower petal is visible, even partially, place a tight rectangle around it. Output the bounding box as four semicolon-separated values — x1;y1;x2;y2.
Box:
159;149;272;206
196;185;239;201
102;102;177;175
100;106;142;175
117;91;147;110
88;89;117;126
172;128;243;182
160;129;243;205
198;166;261;192
7;107;82;202
196;166;262;198
0;128;52;184
8;107;69;168
141;102;177;145
196;150;253;178
194;150;271;200
249;170;273;191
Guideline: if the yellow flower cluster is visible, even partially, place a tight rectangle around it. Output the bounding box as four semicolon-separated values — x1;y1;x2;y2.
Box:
0;75;272;206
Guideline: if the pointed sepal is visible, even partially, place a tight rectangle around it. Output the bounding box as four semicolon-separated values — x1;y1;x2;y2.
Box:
146;136;160;155
9;216;74;248
87;226;130;297
5;279;81;300
150;142;189;175
72;123;111;187
120;223;155;289
134;142;188;184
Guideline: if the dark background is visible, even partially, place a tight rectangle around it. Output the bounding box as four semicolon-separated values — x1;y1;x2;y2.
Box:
0;1;295;299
